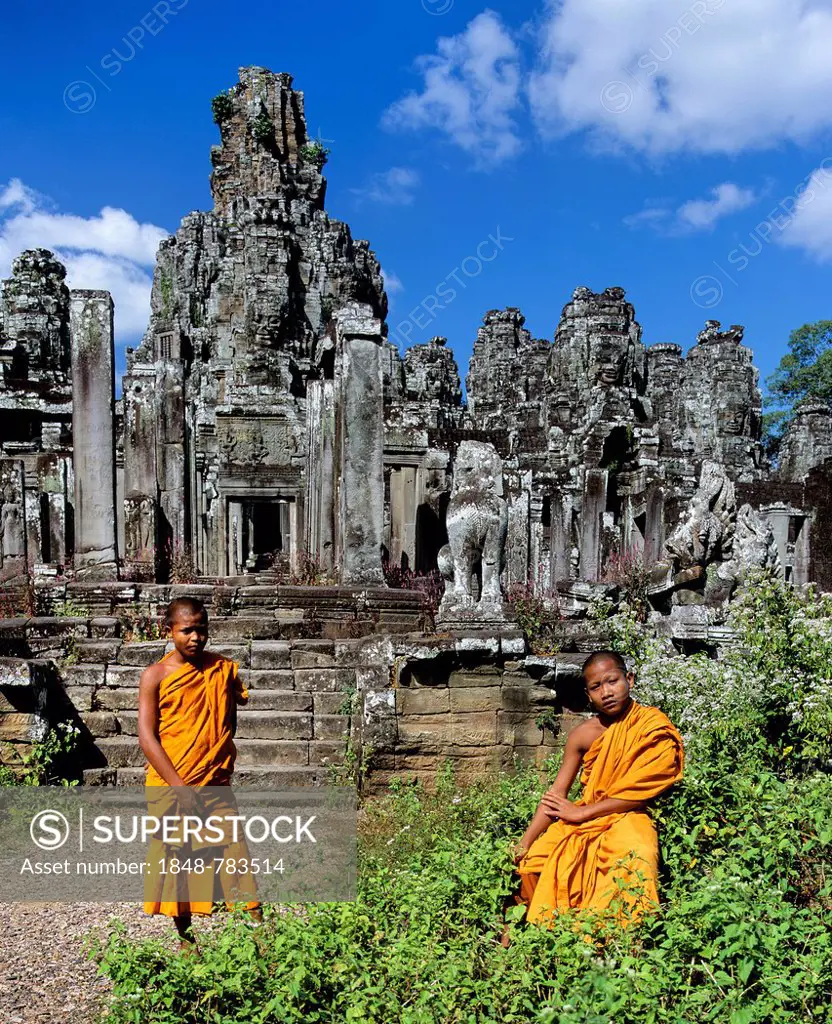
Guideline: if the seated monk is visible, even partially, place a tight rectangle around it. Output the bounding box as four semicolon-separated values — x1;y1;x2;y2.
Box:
510;650;684;930
138;597;262;950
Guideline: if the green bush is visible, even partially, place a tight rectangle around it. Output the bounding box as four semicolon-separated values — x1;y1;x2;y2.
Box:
299;139;330;169
91;574;832;1023
211;92;234;125
251;113;275;143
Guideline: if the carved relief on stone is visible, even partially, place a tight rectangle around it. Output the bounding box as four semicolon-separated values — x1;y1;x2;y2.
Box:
438;441;509;621
218;417;296;467
0;464;25;567
124;493;156;562
725;504;781;581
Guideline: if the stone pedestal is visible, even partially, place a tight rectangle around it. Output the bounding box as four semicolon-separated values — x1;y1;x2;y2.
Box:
334;304;385;585
69;291;118;580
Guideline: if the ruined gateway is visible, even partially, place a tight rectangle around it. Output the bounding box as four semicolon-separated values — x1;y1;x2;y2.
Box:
2;67;832;608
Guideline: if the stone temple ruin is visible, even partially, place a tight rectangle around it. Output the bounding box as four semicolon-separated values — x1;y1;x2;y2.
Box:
1;67;832;787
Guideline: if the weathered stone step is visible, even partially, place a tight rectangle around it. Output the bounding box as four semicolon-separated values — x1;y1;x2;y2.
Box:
96;736;349;769
245;690;311;712
113;709;327;742
235;739;348;767
95;687;139;712
236;712;313;741
112;766;326;787
243;669;295;690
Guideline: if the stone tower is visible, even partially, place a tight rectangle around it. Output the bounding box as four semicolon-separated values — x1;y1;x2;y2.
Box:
122;67;388;578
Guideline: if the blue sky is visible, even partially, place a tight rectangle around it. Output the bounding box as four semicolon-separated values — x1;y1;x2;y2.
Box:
3;0;832;397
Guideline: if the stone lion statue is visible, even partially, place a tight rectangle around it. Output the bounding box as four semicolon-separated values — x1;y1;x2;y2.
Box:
438;441;508;620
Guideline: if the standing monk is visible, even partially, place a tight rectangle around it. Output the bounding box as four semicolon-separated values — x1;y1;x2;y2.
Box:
138;596;262;949
511;650;683;929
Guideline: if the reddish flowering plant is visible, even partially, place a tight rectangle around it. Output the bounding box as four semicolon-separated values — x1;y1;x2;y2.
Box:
602;547;652;622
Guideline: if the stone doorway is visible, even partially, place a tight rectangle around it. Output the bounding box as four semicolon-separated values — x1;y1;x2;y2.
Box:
227;497;294;574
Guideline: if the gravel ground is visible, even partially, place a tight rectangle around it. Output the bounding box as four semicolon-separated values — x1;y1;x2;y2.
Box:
0;902;233;1024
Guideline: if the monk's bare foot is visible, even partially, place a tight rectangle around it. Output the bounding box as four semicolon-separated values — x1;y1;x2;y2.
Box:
499;924;511;949
174;914;198;955
246;907;264;926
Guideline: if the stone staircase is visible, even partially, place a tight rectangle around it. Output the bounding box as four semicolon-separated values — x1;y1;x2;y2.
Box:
60;639;363;786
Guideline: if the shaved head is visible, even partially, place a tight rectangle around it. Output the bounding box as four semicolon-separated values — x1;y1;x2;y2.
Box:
582;650;628;681
165;597;208;627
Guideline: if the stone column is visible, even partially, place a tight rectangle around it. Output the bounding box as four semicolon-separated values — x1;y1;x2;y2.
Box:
334;304;385;586
390;467;419;570
69;290;118;579
279;501;292;557
244;502;256;571
643;486;665;566
761;505;791;580
551;493;572;582
228;500;243;575
122;364;158;576
580;469;607;582
305;379;336;571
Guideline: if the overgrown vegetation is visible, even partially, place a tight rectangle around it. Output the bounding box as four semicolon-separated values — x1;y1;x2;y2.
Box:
211;91;234;125
251;113;275;143
382;561;445;628
506;582;563;655
91;571;832;1023
601;547;652;623
299;139;330;169
0;722;80;787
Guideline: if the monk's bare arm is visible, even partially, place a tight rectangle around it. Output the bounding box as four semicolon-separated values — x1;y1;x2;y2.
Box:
578;796;644;822
514;726;591;857
233;666;249;706
137;665;187;787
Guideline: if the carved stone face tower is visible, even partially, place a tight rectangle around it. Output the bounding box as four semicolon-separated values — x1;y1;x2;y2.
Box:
122;67;388;579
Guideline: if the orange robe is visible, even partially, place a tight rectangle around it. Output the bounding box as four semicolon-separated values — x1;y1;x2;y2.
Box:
143;652;260;916
518;701;684;927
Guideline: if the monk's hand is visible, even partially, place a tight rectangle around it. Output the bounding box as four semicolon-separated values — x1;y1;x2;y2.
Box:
540;793;588;824
172;783;200;815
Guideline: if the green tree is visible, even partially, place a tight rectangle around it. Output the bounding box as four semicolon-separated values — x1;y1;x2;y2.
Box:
765;320;832;455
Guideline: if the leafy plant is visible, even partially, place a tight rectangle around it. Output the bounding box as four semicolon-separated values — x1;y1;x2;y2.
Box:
51;597;88;618
602;547;652;622
250;113;275;143
0;722;81;786
165;539;198;585
91;733;832;1024
506;583;563;655
382;560;444;628
534;708;560;734
299;139;330;169
211;91;234;125
122;612;164;643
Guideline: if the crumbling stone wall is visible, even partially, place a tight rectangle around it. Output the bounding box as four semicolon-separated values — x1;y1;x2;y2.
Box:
0;627;590;791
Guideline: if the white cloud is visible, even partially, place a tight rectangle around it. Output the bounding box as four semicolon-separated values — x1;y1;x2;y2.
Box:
625;183;757;233
777;163;832;261
0;178;168;340
676;183;757;230
382;270;404;295
529;0;832;156
351;167;420;206
382;10;523;166
623;205;672;230
0;178;39;215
